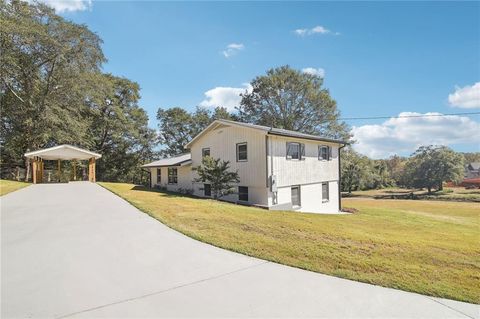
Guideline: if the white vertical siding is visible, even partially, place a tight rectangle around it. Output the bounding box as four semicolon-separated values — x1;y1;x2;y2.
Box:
268;135;339;187
266;135;340;213
190;124;268;205
149;166;192;192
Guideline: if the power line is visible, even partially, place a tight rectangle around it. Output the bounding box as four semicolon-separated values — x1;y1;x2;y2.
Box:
339;111;480;121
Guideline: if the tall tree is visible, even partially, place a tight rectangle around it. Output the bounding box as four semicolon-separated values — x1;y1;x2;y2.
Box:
156;106;233;156
404;145;464;193
238;65;350;140
1;0;104;177
341;148;371;193
84;73;157;183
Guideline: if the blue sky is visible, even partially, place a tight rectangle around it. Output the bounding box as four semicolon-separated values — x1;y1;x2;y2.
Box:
53;1;479;158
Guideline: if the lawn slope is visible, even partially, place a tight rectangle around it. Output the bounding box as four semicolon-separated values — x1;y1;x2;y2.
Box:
0;179;30;196
100;182;480;304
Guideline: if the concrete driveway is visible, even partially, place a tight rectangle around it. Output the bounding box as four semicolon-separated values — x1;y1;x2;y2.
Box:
1;182;478;318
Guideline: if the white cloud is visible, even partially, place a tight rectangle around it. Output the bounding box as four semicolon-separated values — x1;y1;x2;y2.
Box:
351;112;480;159
199;83;252;111
294;25;338;37
222;43;245;58
448;82;480;109
33;0;92;12
302;67;325;78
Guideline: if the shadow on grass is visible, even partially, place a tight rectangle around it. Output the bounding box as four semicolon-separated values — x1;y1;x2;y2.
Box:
129;185;197;199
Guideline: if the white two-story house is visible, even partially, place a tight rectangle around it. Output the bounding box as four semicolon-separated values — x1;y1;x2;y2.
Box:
142;119;347;214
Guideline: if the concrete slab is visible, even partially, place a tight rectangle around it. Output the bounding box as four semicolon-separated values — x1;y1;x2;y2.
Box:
1;182;478;318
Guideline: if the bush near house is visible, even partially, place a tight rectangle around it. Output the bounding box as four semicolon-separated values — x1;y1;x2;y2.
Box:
100;182;480;304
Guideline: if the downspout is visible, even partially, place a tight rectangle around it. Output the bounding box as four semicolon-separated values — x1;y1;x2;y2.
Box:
338;144;347;212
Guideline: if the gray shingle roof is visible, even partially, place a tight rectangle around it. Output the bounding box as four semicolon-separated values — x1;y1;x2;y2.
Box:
141;153;191;168
215;119;347;144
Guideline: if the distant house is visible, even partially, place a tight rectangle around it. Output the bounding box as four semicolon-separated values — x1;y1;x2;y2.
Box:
465;162;480;179
142;119;347;214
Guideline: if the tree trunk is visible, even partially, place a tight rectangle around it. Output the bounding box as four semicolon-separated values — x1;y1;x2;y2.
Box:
438;182;443;191
427;186;432;194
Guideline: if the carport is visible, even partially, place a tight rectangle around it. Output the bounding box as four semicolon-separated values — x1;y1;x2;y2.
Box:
24;144;102;184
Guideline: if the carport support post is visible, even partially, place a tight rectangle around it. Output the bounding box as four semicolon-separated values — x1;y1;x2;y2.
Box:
32;159;37;184
39;159;43;183
88;157;96;182
72;160;77;181
57;160;61;182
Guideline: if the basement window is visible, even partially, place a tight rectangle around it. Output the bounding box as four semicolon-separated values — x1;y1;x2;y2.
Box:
238;186;249;201
322;182;329;202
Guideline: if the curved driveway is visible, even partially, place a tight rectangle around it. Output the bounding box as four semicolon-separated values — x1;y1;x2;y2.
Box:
1;182;478;318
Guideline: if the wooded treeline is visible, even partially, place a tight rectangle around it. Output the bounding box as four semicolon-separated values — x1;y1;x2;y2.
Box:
1;0;156;183
341;146;476;194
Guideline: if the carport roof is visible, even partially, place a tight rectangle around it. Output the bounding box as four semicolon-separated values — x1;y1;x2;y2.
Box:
24;144;102;160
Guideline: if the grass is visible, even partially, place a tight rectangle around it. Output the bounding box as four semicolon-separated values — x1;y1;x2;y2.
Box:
100;182;480;304
0;179;30;196
344;187;480;202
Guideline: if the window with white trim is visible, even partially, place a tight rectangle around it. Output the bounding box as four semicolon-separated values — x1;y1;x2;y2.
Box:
322;182;329;202
236;143;247;162
168;167;178;184
156;168;161;183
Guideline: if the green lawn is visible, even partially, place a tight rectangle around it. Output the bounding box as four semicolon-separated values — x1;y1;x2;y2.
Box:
100;182;480;304
0;179;30;196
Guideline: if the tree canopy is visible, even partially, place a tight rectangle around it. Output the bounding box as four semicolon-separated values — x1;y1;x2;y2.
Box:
238;65;350;140
156;106;232;156
403;146;464;193
1;0;156;183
